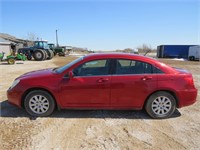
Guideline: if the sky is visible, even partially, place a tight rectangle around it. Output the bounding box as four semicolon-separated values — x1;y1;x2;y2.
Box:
0;0;199;51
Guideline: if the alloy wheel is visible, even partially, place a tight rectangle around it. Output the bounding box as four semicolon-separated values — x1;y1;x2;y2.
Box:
29;95;50;114
151;96;172;115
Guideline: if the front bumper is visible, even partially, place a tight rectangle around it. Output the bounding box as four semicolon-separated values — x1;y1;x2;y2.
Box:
7;87;23;108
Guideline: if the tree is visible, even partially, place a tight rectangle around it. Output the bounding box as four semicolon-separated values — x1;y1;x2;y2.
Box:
137;44;153;53
26;32;38;46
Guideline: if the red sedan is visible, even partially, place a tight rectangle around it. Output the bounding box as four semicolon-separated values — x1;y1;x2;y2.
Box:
7;53;198;118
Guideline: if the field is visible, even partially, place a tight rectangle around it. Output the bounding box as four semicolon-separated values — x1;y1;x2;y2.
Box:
0;56;200;150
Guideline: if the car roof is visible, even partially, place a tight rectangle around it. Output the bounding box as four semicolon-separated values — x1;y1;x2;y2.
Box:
84;53;156;62
83;53;177;74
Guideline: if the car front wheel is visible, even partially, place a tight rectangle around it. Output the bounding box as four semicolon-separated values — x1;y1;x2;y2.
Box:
145;91;176;119
24;90;55;117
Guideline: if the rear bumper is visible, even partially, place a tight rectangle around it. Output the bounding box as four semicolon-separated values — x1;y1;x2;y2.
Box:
177;88;198;108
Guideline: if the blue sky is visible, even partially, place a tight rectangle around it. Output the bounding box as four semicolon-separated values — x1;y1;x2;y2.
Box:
0;0;199;50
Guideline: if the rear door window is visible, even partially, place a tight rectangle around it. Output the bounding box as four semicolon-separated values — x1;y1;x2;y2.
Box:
115;59;163;75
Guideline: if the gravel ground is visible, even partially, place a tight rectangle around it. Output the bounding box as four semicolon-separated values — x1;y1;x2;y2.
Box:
0;56;200;150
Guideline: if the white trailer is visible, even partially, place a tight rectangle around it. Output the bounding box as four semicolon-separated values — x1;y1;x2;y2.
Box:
188;45;200;61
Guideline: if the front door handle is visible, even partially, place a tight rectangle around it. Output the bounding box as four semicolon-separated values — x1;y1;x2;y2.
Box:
141;76;152;81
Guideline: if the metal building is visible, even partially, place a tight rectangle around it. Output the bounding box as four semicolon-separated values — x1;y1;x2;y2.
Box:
0;38;11;55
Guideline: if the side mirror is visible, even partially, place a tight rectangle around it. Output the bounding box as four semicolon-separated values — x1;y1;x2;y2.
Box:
68;71;74;78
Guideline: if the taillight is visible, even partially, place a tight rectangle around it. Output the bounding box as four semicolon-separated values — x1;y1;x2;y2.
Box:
184;75;195;89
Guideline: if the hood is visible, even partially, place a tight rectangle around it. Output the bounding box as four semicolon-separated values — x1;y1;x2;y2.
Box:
17;68;54;80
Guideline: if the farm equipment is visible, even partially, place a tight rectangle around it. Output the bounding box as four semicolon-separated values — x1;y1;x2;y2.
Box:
18;41;54;61
0;52;26;64
0;43;27;64
48;43;67;56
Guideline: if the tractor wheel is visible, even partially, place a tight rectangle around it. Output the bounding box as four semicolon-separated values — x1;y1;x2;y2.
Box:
7;58;15;64
50;50;54;58
27;55;32;60
48;50;54;59
33;49;45;61
42;50;48;60
58;52;65;56
45;50;53;60
53;52;57;56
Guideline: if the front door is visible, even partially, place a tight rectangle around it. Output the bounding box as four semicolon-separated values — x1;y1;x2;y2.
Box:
60;59;111;107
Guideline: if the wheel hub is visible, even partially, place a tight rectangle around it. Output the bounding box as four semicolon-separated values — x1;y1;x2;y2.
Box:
152;96;172;115
29;95;49;114
36;53;42;59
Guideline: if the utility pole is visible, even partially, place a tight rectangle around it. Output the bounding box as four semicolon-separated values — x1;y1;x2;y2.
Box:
56;29;59;47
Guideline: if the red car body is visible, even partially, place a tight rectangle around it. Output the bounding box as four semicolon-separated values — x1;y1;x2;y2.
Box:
7;53;198;118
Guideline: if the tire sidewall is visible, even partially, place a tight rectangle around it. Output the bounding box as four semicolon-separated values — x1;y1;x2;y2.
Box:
27;55;32;60
49;50;54;58
33;49;44;61
145;91;176;119
8;58;15;64
24;90;55;117
46;50;54;60
189;56;195;61
42;50;48;60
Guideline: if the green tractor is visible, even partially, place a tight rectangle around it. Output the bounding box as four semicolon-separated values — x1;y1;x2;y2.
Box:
18;41;54;61
0;52;26;65
0;43;27;64
48;43;68;56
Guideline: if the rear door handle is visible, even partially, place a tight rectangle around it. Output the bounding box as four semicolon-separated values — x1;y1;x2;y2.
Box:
97;78;109;83
141;76;152;81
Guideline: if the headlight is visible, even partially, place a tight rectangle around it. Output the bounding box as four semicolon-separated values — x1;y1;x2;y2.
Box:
10;79;20;90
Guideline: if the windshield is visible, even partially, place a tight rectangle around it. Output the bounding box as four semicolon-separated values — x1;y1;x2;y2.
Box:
54;56;84;74
48;44;54;49
34;41;49;49
43;42;49;49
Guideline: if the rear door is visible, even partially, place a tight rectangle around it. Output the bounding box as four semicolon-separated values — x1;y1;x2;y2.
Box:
110;59;158;108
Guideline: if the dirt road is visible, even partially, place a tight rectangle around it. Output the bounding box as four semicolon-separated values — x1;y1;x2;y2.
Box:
0;57;200;150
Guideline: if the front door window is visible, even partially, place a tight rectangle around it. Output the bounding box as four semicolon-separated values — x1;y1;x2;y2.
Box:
73;59;110;76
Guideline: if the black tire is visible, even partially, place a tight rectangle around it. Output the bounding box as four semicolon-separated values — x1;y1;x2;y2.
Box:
42;50;48;60
24;90;55;117
58;52;65;56
27;55;32;60
53;52;57;56
7;58;15;64
50;50;54;58
33;49;45;61
145;91;176;119
189;56;195;61
45;50;50;60
46;50;54;60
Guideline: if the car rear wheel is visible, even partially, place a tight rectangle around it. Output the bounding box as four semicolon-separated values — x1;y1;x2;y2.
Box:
24;90;55;117
145;91;176;119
